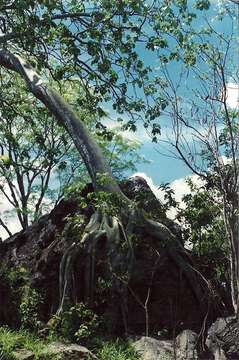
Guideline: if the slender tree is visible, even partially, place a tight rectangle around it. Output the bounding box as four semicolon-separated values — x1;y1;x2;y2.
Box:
0;72;82;231
149;2;239;316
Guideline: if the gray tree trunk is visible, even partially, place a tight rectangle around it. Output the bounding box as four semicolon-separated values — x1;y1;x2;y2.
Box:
0;49;122;195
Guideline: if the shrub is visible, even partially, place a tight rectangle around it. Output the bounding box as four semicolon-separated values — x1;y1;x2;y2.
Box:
48;302;101;343
19;285;43;330
0;265;43;330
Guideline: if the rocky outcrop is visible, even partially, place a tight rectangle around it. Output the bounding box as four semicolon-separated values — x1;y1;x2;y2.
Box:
12;342;97;360
132;336;173;360
122;176;182;239
0;198;80;324
9;321;239;360
131;322;239;360
46;342;97;359
175;330;198;359
132;331;199;360
206;317;239;359
0;178;227;334
12;349;35;360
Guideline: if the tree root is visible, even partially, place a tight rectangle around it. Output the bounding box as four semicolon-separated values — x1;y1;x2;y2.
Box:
57;206;210;328
57;209;134;316
141;210;210;313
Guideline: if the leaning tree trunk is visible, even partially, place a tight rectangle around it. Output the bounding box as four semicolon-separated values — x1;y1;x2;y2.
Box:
0;49;122;196
0;49;211;330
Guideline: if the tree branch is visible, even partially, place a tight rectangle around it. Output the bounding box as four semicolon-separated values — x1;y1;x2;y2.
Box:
0;217;12;237
0;32;20;44
51;12;91;20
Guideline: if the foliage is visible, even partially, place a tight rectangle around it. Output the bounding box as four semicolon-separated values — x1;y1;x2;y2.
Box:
19;286;43;331
0;1;236;205
158;183;178;214
0;266;43;330
145;0;239;312
99;130;147;180
48;302;101;344
65;176;131;218
0;0;212;127
0;327;141;360
178;180;225;251
177;179;229;282
0;72;83;234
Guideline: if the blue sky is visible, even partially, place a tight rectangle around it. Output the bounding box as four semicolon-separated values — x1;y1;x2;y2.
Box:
137;142;192;183
121;0;238;186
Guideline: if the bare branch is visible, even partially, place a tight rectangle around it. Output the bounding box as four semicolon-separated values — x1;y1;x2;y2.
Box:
0;217;12;237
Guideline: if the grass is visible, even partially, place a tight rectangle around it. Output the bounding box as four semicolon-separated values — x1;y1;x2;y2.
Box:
0;327;141;360
95;339;140;360
0;327;54;359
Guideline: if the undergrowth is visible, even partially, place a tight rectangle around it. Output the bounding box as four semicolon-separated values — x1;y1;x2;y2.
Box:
95;339;140;360
0;327;53;360
0;327;140;360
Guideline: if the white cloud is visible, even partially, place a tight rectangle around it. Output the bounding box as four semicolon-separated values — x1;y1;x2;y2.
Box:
102;117;150;143
219;155;232;165
0;184;53;240
168;175;205;219
170;175;204;203
0;197;21;240
1;216;22;240
226;83;239;109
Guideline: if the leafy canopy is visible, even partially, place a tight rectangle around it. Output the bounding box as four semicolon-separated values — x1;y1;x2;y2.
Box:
0;0;215;133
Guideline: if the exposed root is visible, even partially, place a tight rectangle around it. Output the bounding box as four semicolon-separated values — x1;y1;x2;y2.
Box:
57;241;78;314
127;207;210;313
57;205;209;329
57;209;134;316
142;211;210;313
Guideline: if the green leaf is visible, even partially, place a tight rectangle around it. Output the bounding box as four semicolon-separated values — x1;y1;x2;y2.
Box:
195;0;210;10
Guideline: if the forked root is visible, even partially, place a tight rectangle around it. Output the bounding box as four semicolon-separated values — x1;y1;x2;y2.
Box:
57;209;134;315
57;206;210;326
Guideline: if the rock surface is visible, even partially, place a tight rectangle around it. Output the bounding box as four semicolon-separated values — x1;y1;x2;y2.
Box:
132;332;199;360
10;342;97;360
176;330;198;359
206;317;239;359
47;341;97;359
132;336;173;360
12;349;35;360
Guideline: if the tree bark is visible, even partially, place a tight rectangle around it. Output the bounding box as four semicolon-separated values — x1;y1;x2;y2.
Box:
0;49;122;195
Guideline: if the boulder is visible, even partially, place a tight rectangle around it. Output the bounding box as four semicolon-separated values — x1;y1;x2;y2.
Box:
46;341;97;359
12;349;35;360
206;317;239;359
10;342;97;360
132;336;173;360
176;329;198;359
132;331;200;360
